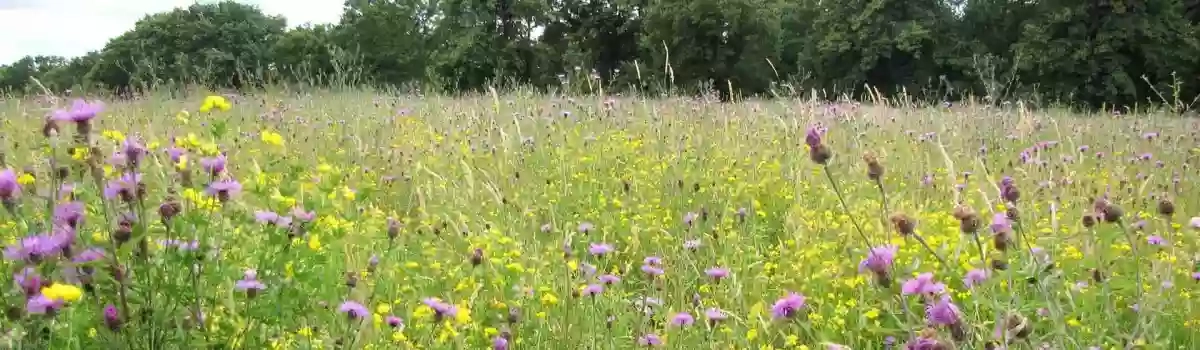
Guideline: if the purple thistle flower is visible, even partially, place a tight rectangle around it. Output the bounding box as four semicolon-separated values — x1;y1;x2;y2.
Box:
1078;145;1089;152
598;274;621;285
51;99;104;123
493;336;509;350
235;269;266;296
422;298;458;319
72;247;106;263
292;207;315;222
770;292;807;320
0;168;21;200
640;264;664;276
102;173;142;201
255;211;280;224
577;222;594;234
200;154;227;176
582;284;604;297
990;213;1012;234
926;296;962;326
963;269;989;288
5;232;66;261
859;245;898;276
643;256;662;265
704;308;728;323
588;243;613;256
1147;235;1166;246
338;300;369;319
53;201;85;228
14;267;42;296
683;239;701;250
805;125;824;148
1143;132;1159;140
705;267;730;281
27;294;64;314
901;273;946;295
905;335;944;350
637;334;663;347
1192;272;1200;281
386;315;403;328
670;312;695;327
104;304;122;330
205;178;242;201
122;137;146;165
166;146;186;163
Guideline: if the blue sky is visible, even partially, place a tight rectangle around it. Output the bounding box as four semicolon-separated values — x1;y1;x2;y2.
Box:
0;0;343;63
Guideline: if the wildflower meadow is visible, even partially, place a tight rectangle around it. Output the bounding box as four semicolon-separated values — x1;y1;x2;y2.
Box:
1;90;1199;349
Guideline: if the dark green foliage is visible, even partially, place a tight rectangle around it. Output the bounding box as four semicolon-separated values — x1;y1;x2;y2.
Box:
2;0;1200;109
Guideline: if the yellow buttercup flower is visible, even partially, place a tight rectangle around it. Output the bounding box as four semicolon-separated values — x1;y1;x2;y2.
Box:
199;95;231;113
307;235;322;251
176;110;190;124
41;283;83;302
16;173;34;186
261;130;285;147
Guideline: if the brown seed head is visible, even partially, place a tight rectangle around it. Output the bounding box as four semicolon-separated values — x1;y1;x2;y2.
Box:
889;212;917;236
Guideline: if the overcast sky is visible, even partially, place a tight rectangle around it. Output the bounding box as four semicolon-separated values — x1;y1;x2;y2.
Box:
0;0;343;64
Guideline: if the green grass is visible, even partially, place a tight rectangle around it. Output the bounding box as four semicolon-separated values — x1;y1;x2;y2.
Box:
1;90;1199;349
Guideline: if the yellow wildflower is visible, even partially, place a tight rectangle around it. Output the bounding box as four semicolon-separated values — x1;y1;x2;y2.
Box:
16;173;34;186
307;235;322;251
199;95;231;113
42;283;83;302
261;130;285;147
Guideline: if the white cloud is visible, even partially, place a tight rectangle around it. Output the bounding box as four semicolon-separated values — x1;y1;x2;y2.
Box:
0;0;343;64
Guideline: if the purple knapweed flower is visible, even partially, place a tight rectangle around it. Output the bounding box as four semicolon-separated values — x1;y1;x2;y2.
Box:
859;245;898;277
72;247;106;264
205;178;242;201
640;264;664;276
339;300;369;319
1143;132;1159;140
1191;272;1200;281
963;269;989;288
999;176;1019;202
54;201;85;228
670;312;695;327
1078;145;1089;152
103;304;122;330
582;284;604;297
705;267;730;281
200;154;227;176
122;137;146;165
770;292;807;320
235;269;266;296
637;334;663;347
166;146;186;163
14;267;42;296
927;295;962;326
906;335;945;350
805;125;824;148
643;256;662;266
422;298;458;319
27;294;64;314
103;173;143;201
493;336;509;350
705;308;728;323
588;243;613;256
990;213;1012;234
292;207;315;222
902;273;946;295
51;99;104;123
0;168;20;201
1147;235;1166;246
1190;217;1200;229
683;239;701;250
598;274;621;285
386;315;403;328
577;222;594;234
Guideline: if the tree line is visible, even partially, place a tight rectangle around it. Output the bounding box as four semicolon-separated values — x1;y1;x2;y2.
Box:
2;0;1200;109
